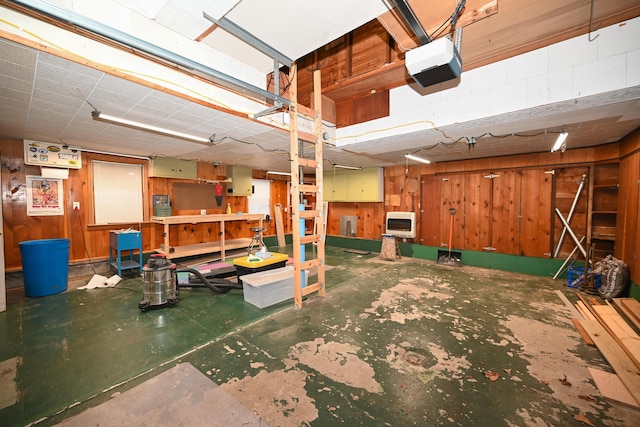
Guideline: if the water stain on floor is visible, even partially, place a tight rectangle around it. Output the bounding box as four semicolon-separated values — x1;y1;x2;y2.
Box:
222;368;318;426
289;338;382;394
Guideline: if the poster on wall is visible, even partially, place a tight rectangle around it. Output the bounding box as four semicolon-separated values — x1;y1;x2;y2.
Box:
26;176;64;216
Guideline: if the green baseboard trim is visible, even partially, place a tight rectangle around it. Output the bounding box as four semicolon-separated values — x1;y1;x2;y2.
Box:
325;235;382;252
326;236;569;279
264;234;293;247
628;281;640;300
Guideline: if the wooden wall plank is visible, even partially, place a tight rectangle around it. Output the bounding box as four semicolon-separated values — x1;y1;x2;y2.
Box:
440;175;464;249
420;175;441;247
520;169;553;257
463;173;491;251
617;149;639;280
492;170;521;254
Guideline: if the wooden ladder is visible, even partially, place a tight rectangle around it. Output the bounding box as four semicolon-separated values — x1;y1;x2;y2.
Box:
289;66;326;308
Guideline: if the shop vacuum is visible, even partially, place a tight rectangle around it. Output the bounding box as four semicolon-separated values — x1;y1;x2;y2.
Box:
138;255;178;312
138;254;243;312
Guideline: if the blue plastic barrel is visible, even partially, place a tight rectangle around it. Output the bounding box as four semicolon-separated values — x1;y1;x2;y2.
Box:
19;238;70;297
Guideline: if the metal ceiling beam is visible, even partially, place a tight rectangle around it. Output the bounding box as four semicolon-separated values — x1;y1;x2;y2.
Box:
203;12;292;67
6;0;291;108
388;0;431;44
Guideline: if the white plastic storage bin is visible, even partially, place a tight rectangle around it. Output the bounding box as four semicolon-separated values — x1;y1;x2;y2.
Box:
240;266;308;308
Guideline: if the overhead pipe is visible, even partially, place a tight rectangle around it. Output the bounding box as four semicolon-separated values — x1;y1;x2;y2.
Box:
6;0;291;108
203;12;292;67
555;208;587;259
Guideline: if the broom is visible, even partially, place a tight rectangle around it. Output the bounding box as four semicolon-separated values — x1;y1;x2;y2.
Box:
437;207;462;266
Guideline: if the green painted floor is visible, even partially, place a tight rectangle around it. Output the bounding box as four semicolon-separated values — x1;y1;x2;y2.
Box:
0;246;636;426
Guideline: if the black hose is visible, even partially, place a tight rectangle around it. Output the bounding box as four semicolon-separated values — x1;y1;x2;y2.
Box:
175;267;242;293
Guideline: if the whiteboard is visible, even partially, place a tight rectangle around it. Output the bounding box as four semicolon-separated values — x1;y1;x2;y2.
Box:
93;161;143;224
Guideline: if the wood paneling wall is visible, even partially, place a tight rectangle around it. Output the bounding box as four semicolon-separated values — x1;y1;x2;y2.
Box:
0;139;292;271
617;129;640;283
296;20;401;126
328;142;631;264
3;134;639;287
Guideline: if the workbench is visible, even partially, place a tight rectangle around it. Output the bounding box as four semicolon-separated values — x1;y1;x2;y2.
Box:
151;213;265;260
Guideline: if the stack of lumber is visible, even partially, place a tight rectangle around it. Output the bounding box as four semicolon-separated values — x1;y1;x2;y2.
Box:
572;295;640;408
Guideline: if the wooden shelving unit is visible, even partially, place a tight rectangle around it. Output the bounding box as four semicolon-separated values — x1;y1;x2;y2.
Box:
151;214;264;260
588;163;619;260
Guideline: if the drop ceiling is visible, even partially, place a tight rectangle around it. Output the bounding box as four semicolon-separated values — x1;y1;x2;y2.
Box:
0;0;639;172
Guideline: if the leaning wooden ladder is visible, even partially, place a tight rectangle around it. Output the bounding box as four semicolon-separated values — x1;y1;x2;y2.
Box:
289;66;326;308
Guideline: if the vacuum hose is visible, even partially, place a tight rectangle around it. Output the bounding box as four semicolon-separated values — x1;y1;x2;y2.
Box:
175;267;242;293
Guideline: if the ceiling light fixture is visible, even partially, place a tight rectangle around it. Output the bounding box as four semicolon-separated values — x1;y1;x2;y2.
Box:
266;171;292;176
332;164;362;170
551;131;568;153
91;111;213;146
405;153;431;164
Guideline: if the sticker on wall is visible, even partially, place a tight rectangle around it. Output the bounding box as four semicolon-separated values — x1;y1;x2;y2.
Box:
23;139;82;168
26;176;64;216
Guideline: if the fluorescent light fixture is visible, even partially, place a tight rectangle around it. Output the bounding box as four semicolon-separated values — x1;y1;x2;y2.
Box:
551;131;568;153
266;171;291;176
332;164;362;170
91;111;212;146
405;153;431;164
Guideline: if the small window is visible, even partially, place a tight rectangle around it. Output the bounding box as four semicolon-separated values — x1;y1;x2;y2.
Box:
92;161;143;224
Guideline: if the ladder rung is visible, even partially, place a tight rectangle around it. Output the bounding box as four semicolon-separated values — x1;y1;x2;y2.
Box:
298;158;318;168
300;209;320;218
300;184;318;193
297;104;318;120
298;131;319;143
299;259;320;270
300;234;319;244
302;282;322;296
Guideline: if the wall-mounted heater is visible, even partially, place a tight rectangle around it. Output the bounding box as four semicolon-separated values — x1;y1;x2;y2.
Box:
385;211;416;239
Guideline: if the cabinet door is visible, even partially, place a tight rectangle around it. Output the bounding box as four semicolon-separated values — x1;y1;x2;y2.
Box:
324;170;348;201
150;157;177;178
324;168;382;202
347;170;367;201
229;166;253;195
357;168;383;202
175;159;197;179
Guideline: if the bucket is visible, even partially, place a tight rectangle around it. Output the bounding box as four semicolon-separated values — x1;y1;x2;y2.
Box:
19;238;70;297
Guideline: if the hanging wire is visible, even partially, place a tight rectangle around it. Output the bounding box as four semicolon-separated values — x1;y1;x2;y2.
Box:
588;0;600;42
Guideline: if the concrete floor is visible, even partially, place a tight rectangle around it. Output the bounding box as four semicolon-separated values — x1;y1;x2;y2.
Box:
0;245;637;426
